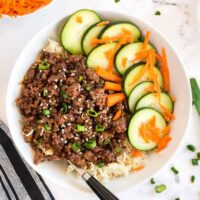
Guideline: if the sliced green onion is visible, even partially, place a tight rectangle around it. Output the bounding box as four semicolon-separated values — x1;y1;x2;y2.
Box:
84;139;96;149
187;144;196;152
77;124;85;132
191;175;195;183
61;103;68;114
43;88;48;97
103;139;110;145
42;109;51;116
44;124;52;131
171;167;179;175
114;0;120;3
61;90;68;98
190;78;200;116
174;198;180;200
38;138;43;146
197;152;200;160
86;85;91;91
36;119;43;123
115;146;121;153
87;109;98;117
78;76;83;82
72;142;80;152
38;62;50;70
155;10;161;16
155;184;166;193
150;178;156;184
95;124;105;132
191;158;199;166
96;162;105;168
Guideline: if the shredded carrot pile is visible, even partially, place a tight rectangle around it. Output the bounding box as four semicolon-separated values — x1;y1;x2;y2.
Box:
156;134;172;153
96;20;110;27
160;104;175;122
0;0;52;17
113;109;122;121
139;116;171;152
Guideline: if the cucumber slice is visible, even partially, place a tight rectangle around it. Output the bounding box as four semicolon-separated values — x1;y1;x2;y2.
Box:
99;21;142;42
86;42;117;69
135;92;174;113
115;42;155;75
128;108;167;150
61;9;101;55
81;22;108;55
128;81;154;113
123;62;164;96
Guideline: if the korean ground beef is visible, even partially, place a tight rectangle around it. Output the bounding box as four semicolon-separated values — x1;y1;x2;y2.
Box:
16;50;128;168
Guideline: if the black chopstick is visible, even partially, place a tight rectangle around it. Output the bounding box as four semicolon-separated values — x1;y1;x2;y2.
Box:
82;172;119;200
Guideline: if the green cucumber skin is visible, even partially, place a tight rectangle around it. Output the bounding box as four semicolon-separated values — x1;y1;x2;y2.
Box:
114;42;155;75
122;62;146;97
98;21;142;40
135;92;174;115
127;107;167;151
128;81;154;113
81;21;108;55
60;9;101;55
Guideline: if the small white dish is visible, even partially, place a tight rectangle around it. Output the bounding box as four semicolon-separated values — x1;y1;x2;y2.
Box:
6;10;191;193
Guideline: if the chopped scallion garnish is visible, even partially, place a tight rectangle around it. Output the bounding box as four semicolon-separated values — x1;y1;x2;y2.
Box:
78;75;83;82
197;152;200;160
191;159;199;166
77;124;85;132
150;178;156;184
103;139;110;145
61;90;68;98
155;184;166;193
87;109;98;117
38;61;50;70
72;142;80;152
44;124;51;131
95;124;105;132
84;139;96;149
43;88;48;97
42;109;51;116
115;146;121;153
155;10;161;16
96;162;105;168
187;144;196;152
86;85;91;91
191;175;195;183
60;103;68;114
171;167;179;175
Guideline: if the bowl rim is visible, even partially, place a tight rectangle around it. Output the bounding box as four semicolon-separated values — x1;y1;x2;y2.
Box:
6;9;192;193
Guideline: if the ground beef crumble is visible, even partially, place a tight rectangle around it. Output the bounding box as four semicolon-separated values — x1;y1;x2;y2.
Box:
16;51;128;167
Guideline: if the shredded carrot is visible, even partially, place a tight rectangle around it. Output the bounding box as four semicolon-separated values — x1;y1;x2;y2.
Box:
156;134;172;153
96;20;110;27
161;48;170;92
142;31;150;50
131;149;144;158
133;165;145;171
0;0;52;17
121;57;128;68
95;68;122;83
76;16;83;23
160;104;175;122
106;93;125;107
156;53;162;62
104;81;122;91
144;85;155;93
113;109;122;121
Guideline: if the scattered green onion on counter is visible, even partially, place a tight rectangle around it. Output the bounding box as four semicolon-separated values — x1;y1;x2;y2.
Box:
171;167;179;175
155;10;161;16
197;152;200;160
191;158;199;166
155;184;166;193
150;178;156;184
191;175;195;183
187;144;196;152
190;78;200;116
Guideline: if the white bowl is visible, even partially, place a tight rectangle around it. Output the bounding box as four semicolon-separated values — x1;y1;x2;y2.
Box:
6;11;192;193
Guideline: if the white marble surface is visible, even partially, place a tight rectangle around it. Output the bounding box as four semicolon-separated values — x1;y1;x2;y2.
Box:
0;0;200;199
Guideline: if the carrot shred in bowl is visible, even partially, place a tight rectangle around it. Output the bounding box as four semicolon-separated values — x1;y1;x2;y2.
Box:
0;0;52;17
